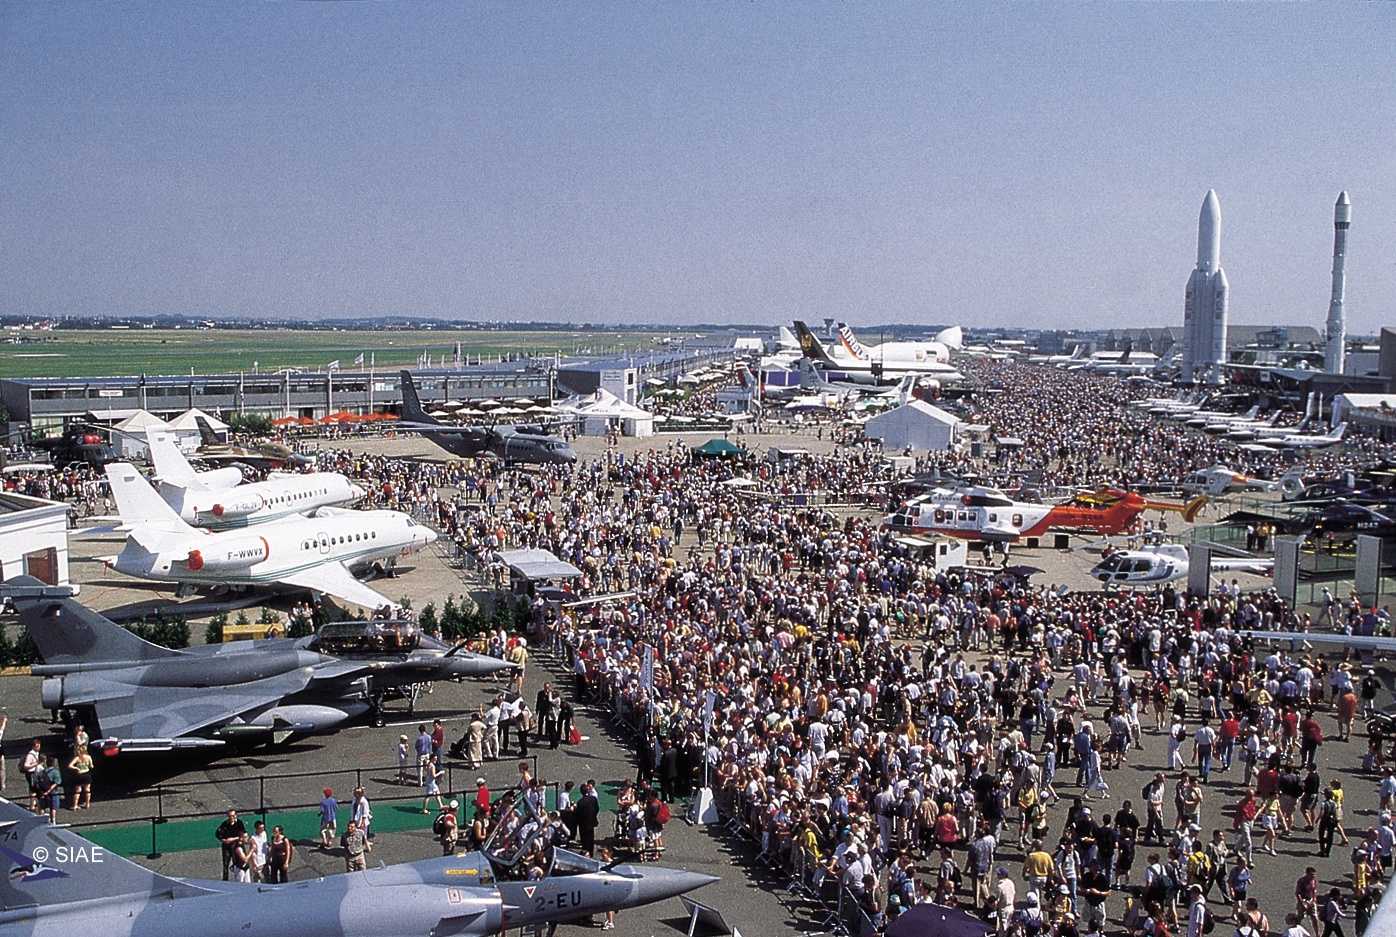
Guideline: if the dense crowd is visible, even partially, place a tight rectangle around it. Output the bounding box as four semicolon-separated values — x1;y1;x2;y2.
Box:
8;358;1396;937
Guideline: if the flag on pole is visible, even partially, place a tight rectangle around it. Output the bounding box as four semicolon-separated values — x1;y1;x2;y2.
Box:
327;359;341;371
640;645;654;691
702;689;716;731
354;353;365;366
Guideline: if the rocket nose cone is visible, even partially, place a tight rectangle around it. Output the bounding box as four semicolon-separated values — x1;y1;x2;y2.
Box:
1201;189;1220;218
1336;191;1352;224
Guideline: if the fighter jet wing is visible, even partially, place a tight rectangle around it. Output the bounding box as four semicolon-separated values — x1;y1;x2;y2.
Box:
88;669;314;744
278;562;394;610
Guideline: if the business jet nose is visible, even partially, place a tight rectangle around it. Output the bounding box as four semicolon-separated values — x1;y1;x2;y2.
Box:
423;527;439;546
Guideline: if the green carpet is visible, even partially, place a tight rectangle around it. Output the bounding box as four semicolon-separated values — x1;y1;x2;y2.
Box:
79;790;567;858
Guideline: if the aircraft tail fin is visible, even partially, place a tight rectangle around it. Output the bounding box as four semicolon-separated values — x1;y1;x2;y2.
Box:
146;432;200;490
1119;339;1133;364
933;325;963;350
2;577;182;665
792;321;836;365
397;370;439;425
104;463;194;535
897;374;917;406
194;416;219;447
1330;422;1347;441
777;325;799;350
0;796;197;911
835;323;871;361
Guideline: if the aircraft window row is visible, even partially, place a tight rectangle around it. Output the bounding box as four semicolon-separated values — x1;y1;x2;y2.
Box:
300;530;378;550
271;487;329;506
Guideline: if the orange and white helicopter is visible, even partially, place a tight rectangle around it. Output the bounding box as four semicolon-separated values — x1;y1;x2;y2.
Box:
885;486;1207;543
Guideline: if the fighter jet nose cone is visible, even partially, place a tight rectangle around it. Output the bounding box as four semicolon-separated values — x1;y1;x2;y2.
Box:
620;866;720;907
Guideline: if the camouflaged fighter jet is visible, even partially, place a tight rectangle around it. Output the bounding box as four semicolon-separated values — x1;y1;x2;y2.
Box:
2;578;512;754
0;793;717;936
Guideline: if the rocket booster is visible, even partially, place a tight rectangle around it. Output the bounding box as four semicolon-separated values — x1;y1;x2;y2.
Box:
1325;191;1350;374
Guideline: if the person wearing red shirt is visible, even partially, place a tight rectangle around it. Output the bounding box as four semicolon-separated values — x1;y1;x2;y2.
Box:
1257;765;1280;798
1299;712;1325;769
934;802;961;848
1220;712;1242;771
1281;708;1301;758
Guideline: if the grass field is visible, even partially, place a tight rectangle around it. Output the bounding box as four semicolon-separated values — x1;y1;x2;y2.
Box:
2;329;678;379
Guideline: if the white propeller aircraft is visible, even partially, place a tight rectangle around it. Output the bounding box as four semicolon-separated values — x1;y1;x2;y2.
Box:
147;434;364;529
101;463;435;609
1089;543;1273;586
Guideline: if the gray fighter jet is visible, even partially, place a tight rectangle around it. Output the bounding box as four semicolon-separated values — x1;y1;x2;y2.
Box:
0;794;717;936
3;578;512;754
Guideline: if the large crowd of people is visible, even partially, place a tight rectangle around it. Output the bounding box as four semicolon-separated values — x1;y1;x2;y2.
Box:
7;357;1396;937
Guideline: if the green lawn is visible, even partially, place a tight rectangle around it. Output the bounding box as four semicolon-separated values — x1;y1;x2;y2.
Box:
2;329;680;379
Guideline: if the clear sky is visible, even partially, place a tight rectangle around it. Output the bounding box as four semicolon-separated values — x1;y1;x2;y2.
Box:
2;4;1393;330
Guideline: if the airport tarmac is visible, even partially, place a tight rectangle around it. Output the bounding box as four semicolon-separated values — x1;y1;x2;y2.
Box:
0;428;1381;936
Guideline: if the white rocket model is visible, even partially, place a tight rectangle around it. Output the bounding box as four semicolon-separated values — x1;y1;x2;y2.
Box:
1181;190;1230;384
1325;191;1351;374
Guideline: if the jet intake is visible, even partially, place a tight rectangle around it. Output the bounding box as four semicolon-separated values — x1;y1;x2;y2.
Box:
40;676;64;709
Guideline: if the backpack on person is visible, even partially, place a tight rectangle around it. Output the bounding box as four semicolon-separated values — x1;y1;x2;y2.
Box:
656;801;671;825
1203;906;1217;934
432;813;449;837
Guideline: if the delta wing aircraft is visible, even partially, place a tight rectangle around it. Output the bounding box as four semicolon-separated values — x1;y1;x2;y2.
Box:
146;434;363;529
397;372;577;465
101;463;435;609
2;579;510;753
0;791;715;935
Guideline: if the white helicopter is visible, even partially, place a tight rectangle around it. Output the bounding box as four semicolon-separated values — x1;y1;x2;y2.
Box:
1089;542;1273;586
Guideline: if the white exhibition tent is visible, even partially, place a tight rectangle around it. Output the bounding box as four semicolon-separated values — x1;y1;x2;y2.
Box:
112;409;173;459
554;388;655;437
862;399;961;452
165;408;230;451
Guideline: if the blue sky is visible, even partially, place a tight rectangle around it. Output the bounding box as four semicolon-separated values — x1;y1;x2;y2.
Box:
2;4;1393;330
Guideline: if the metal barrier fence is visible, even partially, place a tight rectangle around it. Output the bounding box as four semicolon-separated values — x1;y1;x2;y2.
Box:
67;755;542;859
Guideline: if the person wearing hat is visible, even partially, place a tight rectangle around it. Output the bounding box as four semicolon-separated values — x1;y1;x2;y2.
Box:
318;788;338;849
473;777;491;814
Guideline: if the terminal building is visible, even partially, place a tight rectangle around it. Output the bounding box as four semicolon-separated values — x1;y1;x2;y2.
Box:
556;347;733;406
1;366;553;435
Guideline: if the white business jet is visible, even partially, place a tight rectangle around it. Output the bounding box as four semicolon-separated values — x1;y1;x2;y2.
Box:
147;433;363;529
102;463;435;609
